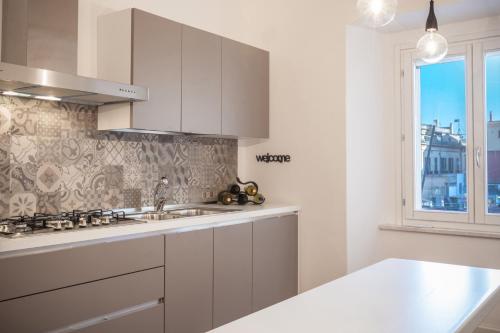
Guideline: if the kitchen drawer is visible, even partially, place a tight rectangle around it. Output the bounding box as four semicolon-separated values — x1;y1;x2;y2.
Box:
0;234;164;301
0;267;164;333
74;304;164;333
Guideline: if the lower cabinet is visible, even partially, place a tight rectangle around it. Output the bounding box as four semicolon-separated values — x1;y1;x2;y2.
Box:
0;267;164;333
252;214;299;311
213;223;253;328
163;214;298;333
165;228;214;333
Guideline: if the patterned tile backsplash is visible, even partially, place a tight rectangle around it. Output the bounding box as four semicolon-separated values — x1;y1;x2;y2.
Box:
0;96;238;217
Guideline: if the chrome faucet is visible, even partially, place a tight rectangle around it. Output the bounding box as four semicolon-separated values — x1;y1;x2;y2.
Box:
153;177;169;212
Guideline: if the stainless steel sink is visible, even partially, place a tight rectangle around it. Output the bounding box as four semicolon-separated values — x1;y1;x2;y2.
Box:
128;212;181;221
167;207;241;217
128;207;241;220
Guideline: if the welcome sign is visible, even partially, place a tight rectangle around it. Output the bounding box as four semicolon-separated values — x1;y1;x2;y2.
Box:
256;153;291;163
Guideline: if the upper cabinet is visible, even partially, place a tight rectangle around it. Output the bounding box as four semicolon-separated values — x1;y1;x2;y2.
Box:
132;9;182;132
97;8;269;138
222;38;269;138
97;9;182;132
181;26;222;135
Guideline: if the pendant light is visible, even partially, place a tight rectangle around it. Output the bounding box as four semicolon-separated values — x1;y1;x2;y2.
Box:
416;0;448;64
356;0;398;28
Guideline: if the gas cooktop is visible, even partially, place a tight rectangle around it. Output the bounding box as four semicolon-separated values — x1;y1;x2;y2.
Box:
0;209;145;238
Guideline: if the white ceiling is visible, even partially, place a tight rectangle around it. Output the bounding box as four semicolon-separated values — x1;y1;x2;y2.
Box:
378;0;500;33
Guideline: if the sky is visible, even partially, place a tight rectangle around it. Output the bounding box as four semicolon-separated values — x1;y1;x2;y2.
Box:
420;54;500;133
487;54;500;122
420;59;466;131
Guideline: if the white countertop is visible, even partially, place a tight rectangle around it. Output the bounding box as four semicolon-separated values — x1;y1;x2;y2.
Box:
0;203;299;257
210;259;500;333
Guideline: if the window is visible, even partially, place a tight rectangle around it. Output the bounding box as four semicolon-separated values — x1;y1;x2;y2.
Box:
402;42;476;224
402;38;500;227
407;49;469;219
486;52;500;215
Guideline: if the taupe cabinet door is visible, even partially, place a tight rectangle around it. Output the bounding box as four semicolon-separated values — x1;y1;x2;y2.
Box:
222;38;269;138
165;229;214;333
213;223;253;327
132;9;182;132
0;234;164;301
253;215;298;311
182;25;222;135
0;268;164;333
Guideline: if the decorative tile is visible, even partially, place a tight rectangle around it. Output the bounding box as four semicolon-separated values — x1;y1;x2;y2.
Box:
86;189;107;210
188;164;214;187
61;137;87;166
172;142;188;167
124;189;141;208
172;186;189;204
37;106;61;138
0;96;238;214
60;189;86;212
0;163;10;218
214;163;235;185
101;140;125;165
0;105;11;135
9;106;37;136
11;163;36;194
140;163;158;206
36;163;62;193
37;192;61;214
9;193;37;216
11;136;37;164
0;134;10;162
0;163;9;193
104;165;124;190
124;141;143;189
124;164;142;190
87;166;106;192
103;188;124;209
172;165;190;187
61;165;85;192
141;137;159;165
60;103;98;138
37;137;61;164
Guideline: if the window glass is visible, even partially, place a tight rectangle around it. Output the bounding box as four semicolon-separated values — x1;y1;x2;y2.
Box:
486;52;500;214
418;59;467;212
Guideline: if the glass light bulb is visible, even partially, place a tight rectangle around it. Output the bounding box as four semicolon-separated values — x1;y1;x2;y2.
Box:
417;31;448;64
357;0;398;28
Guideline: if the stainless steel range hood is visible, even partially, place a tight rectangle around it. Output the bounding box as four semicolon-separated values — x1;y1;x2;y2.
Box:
0;0;148;106
0;61;149;105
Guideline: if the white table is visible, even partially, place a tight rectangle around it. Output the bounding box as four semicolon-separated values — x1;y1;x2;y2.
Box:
210;259;500;333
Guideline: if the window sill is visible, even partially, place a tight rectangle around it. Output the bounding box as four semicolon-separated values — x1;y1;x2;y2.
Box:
379;224;500;240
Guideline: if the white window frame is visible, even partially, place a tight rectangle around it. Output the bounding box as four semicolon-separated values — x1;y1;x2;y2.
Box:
401;35;500;229
473;37;500;225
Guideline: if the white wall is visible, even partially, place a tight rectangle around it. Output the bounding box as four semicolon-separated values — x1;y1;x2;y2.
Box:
77;0;357;292
346;16;500;330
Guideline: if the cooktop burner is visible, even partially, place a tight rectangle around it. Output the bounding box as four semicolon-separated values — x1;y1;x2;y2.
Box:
0;209;145;238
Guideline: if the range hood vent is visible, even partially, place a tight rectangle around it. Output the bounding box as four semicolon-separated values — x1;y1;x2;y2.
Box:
0;0;148;106
0;62;148;105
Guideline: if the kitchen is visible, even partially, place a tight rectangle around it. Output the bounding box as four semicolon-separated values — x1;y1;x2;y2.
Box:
1;0;500;332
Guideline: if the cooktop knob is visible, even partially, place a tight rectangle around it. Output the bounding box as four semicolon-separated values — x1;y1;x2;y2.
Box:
79;218;87;227
102;216;111;225
92;218;101;226
65;220;74;229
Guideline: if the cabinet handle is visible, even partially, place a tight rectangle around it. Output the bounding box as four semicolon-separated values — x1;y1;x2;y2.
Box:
476;147;481;168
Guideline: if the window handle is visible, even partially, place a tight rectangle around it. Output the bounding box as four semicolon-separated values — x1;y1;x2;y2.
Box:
476;147;481;168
